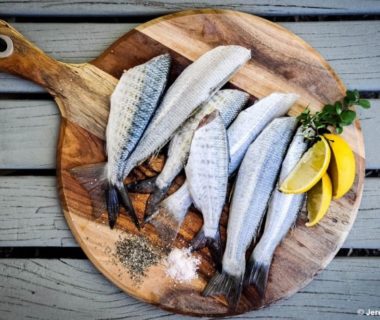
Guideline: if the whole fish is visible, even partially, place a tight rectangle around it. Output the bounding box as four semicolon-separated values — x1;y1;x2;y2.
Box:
70;54;171;229
245;127;307;297
127;89;248;220
116;46;251;225
203;117;297;309
147;93;299;243
185;111;229;266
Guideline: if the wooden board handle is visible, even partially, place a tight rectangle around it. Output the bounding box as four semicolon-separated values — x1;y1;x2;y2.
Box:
0;20;117;139
0;20;66;91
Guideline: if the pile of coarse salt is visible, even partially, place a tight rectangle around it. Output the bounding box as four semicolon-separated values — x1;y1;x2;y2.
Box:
165;247;200;283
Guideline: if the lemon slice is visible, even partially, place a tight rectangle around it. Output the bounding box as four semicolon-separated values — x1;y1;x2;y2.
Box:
306;173;332;227
324;133;356;199
280;136;331;194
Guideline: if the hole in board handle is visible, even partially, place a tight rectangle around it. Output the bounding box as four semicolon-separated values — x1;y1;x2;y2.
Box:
0;35;14;58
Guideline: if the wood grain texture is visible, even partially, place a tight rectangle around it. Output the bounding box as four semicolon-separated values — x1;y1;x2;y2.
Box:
1;0;379;17
49;10;364;315
0;97;378;169
0;258;379;320
0;21;380;93
0;20;117;139
0;176;379;249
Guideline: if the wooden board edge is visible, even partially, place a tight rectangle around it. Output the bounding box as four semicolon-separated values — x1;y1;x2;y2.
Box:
135;9;347;99
55;10;367;316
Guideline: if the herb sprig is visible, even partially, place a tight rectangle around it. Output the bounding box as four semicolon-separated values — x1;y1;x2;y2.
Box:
297;90;371;141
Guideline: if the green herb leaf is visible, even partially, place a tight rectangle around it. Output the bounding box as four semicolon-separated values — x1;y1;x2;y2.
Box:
298;89;369;142
323;104;335;114
340;110;356;125
335;101;343;114
346;90;356;102
336;126;343;134
357;99;371;109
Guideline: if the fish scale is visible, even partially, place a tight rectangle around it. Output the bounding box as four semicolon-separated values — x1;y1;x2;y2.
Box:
71;54;171;229
203;116;297;309
107;54;171;185
185;112;229;265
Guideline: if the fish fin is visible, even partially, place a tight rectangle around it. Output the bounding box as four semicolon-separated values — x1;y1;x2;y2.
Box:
69;163;107;218
106;185;119;229
147;205;181;247
228;178;237;204
202;270;243;311
245;258;270;298
144;185;170;221
126;176;157;193
191;228;222;271
116;185;141;230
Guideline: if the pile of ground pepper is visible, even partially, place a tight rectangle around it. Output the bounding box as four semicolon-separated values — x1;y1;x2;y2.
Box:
114;234;164;283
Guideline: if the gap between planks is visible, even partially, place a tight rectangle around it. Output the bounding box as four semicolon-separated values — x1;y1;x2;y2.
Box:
0;175;379;249
0;21;379;93
0;99;379;169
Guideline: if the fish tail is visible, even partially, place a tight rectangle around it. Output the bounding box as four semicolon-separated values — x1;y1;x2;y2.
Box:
106;185;119;229
147;204;181;247
126;176;157;193
116;185;141;230
244;257;270;298
202;270;243;310
146;184;192;246
191;228;223;271
144;185;170;222
69;162;107;218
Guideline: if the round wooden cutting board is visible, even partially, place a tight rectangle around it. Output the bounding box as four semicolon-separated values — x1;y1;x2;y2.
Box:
0;9;365;317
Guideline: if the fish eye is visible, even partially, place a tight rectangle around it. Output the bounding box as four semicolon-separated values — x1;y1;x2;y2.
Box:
0;38;6;52
0;35;14;58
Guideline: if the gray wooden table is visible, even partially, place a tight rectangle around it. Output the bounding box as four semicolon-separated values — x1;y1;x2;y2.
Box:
0;1;379;319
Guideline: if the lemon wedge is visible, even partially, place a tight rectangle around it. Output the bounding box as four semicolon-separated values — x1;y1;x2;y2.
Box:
306;173;332;227
324;133;356;199
280;136;331;194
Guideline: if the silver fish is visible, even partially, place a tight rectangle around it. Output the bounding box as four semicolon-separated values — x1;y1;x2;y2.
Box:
185;111;229;266
127;89;248;219
148;93;298;243
70;54;171;229
246;127;307;297
203;117;297;309
228;92;299;173
119;46;251;216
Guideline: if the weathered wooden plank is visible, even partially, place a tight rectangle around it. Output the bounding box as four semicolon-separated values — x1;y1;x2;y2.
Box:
0;176;379;248
343;177;380;248
358;100;380;170
0;257;378;319
1;99;379;170
0;21;380;92
1;0;380;17
0;176;76;247
0;100;60;169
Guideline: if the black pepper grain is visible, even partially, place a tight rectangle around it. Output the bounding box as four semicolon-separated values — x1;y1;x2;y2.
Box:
114;234;164;283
